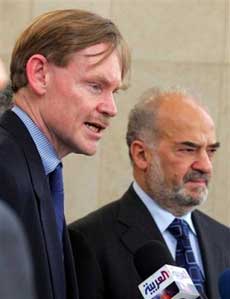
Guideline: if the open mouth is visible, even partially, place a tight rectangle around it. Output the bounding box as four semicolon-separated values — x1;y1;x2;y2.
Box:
85;122;105;133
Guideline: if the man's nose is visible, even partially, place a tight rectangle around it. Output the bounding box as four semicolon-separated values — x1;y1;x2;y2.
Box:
97;94;117;117
191;151;213;174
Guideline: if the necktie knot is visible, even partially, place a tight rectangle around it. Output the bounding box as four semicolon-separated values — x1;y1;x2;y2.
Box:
168;218;190;240
49;163;63;193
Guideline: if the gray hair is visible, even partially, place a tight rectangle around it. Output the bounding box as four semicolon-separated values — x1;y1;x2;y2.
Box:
126;86;199;162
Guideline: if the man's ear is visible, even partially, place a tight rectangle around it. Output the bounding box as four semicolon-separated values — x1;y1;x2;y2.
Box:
26;54;48;95
130;140;152;170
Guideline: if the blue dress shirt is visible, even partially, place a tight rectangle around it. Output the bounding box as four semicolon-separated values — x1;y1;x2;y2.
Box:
12;106;60;175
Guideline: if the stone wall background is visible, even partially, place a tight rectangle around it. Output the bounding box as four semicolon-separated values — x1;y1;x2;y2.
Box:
1;0;230;225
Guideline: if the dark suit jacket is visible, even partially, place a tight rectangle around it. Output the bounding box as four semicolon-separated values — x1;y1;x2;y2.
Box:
69;185;230;299
0;111;78;299
0;200;35;299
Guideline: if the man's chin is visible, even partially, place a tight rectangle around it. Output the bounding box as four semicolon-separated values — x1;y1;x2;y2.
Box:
72;140;99;156
176;187;208;207
185;192;208;206
80;145;98;156
78;149;97;156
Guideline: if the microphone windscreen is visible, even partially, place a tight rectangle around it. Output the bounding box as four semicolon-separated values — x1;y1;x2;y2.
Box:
134;240;175;280
218;268;230;299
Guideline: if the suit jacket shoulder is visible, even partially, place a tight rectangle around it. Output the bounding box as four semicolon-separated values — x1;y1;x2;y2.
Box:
70;185;165;254
193;209;230;242
69;185;167;299
0;111;45;213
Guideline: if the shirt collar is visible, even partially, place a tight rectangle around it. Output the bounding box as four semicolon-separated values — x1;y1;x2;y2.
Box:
12;106;60;175
133;180;197;236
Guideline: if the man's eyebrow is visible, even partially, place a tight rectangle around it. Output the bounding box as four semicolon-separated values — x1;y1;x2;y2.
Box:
177;141;199;148
178;141;221;148
208;142;220;149
88;75;121;87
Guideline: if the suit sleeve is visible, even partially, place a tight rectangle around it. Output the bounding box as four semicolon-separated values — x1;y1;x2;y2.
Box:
69;227;105;299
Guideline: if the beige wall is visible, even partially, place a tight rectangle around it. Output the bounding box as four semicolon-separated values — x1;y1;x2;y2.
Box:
1;0;230;225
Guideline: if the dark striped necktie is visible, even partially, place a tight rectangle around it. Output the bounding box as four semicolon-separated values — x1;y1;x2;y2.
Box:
168;218;205;296
49;163;64;243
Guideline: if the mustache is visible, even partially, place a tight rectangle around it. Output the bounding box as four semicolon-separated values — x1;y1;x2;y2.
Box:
97;115;111;127
183;170;210;185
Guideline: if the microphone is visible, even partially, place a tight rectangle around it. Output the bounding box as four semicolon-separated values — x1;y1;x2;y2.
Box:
218;268;230;299
134;240;200;299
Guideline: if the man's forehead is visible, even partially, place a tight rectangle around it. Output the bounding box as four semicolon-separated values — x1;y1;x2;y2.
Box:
156;94;215;133
71;43;120;73
158;123;217;148
66;41;119;66
157;94;205;117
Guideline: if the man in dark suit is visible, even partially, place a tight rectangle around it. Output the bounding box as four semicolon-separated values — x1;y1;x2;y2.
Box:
0;200;35;299
0;9;130;299
0;59;35;299
69;87;230;299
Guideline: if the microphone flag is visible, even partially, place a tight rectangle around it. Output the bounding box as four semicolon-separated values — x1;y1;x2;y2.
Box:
138;264;200;299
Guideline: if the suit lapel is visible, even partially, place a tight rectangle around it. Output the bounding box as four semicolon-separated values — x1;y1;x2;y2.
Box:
0;111;67;299
117;185;171;256
192;211;224;299
0;111;49;198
